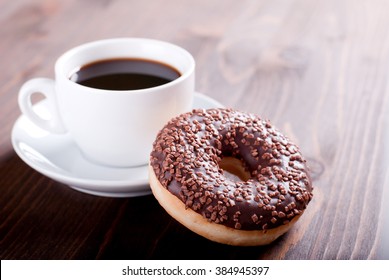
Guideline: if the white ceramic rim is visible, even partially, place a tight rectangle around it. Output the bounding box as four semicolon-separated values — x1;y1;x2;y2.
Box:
55;37;195;96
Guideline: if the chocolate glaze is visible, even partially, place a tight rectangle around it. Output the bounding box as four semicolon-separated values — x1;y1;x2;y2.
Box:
150;108;313;231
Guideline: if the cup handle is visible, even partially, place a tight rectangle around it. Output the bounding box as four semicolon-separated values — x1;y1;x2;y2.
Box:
18;78;67;134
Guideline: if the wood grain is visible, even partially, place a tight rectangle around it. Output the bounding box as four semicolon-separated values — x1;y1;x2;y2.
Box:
1;0;389;259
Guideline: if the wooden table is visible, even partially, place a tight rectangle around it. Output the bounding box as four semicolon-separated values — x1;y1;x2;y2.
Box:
1;0;389;260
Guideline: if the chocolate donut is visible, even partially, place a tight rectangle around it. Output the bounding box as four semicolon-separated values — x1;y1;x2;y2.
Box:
149;108;313;246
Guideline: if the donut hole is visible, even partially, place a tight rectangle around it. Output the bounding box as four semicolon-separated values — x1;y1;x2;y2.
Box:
219;157;251;182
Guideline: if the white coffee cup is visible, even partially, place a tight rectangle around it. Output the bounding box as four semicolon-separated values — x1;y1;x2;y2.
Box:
18;38;195;167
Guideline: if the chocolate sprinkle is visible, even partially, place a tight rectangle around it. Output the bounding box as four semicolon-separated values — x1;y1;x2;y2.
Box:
150;108;313;231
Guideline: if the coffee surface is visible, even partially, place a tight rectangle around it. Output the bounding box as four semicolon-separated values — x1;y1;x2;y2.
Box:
70;58;181;90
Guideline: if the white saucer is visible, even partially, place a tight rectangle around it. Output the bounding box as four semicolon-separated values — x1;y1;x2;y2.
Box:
12;92;224;197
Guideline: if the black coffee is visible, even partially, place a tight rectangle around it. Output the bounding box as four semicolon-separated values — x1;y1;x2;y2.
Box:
69;58;181;90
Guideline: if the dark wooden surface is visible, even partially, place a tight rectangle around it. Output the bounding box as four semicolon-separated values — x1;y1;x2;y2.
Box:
1;0;389;260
